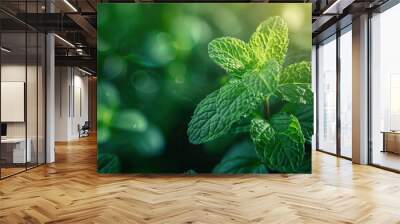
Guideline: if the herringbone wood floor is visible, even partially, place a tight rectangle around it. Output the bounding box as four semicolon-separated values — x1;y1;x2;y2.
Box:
1;135;400;224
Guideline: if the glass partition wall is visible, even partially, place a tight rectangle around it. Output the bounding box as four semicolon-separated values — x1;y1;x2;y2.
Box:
0;30;27;177
316;26;352;159
0;4;46;179
370;3;400;171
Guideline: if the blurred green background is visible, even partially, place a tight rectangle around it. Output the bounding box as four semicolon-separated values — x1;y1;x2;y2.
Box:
97;3;311;173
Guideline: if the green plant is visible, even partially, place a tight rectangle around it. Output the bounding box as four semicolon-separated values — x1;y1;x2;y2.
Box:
187;16;312;173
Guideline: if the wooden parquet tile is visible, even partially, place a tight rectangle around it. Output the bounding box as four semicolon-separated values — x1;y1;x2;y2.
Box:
1;135;400;224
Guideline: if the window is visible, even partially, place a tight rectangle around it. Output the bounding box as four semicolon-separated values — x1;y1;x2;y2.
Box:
339;27;352;158
317;36;337;154
370;3;400;171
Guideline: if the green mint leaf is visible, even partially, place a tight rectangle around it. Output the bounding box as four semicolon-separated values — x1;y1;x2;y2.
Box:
188;79;257;144
188;60;280;144
282;103;313;144
277;61;312;104
249;16;289;67
250;60;280;96
213;141;267;174
228;119;251;135
269;112;294;132
250;113;305;173
277;83;313;104
208;37;255;77
249;118;276;161
279;61;311;84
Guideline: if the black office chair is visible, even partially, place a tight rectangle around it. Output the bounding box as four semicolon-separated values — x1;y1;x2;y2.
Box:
79;121;90;138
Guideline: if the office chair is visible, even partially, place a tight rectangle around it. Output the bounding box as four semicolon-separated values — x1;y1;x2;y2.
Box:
79;121;90;138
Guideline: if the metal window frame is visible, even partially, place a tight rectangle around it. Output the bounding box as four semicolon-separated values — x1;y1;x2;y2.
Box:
315;0;400;173
315;21;353;161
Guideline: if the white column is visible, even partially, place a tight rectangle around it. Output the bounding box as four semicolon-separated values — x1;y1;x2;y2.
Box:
46;32;55;163
45;0;56;163
352;14;369;164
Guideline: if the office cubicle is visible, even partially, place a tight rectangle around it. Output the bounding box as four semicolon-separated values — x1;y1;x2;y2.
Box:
0;1;46;179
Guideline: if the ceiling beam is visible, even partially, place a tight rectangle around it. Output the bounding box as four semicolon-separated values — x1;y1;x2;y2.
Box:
55;55;96;71
10;13;83;32
67;14;97;38
322;0;356;14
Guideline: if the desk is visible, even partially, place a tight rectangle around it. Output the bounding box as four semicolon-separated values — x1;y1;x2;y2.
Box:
1;138;31;163
382;131;400;154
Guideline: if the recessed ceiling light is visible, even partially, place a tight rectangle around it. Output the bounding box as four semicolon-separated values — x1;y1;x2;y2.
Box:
54;34;75;48
322;0;354;15
63;0;78;12
1;47;11;53
78;67;93;76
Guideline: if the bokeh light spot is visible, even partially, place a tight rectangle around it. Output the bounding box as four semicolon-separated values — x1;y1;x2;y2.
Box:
98;82;120;107
131;70;159;94
104;56;127;79
145;32;176;66
113;109;148;132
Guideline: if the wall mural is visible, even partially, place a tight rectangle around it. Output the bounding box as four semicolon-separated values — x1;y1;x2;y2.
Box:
97;3;312;174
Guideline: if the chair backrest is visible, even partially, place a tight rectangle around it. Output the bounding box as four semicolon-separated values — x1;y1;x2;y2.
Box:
82;121;90;129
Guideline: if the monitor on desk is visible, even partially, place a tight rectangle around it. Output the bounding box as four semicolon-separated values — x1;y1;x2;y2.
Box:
1;123;7;138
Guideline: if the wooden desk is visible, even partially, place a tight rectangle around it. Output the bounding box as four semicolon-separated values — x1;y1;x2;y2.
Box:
382;131;400;154
1;138;31;163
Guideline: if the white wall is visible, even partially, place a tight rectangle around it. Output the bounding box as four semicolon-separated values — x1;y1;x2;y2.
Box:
72;73;89;138
55;66;69;141
55;67;89;141
1;65;25;81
